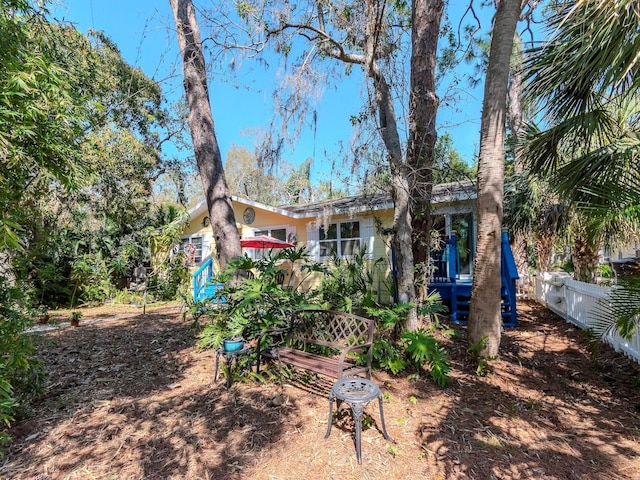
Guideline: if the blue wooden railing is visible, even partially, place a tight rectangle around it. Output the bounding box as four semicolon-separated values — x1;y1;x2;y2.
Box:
429;232;519;327
500;230;519;327
192;257;225;303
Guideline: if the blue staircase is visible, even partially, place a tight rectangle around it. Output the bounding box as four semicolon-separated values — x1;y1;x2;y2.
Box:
429;231;519;327
192;257;225;303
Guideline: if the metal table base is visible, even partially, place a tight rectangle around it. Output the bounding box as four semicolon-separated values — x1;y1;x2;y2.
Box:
325;377;391;464
214;346;251;388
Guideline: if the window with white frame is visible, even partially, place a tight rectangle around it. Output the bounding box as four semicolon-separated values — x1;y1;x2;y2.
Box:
254;228;287;241
319;221;361;258
179;235;203;265
248;227;295;260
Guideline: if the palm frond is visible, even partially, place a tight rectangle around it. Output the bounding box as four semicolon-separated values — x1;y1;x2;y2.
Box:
524;0;640;119
591;275;640;342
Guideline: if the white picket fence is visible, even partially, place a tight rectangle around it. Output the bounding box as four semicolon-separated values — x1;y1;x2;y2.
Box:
534;272;640;364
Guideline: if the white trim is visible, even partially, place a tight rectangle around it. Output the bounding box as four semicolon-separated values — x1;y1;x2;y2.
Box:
188;196;304;221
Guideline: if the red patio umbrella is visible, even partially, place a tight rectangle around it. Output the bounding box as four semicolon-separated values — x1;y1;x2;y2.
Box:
240;235;294;249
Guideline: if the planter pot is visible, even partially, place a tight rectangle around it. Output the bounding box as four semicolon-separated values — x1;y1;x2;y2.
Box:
38;315;50;325
70;319;80;327
223;338;244;352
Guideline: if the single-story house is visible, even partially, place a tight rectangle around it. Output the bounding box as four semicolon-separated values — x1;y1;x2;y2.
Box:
181;180;478;301
181;179;519;326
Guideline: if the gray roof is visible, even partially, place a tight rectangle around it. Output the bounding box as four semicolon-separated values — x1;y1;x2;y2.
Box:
189;180;476;221
280;180;476;218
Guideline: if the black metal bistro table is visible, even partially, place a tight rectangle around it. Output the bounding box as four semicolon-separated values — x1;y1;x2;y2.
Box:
214;346;251;388
325;377;391;464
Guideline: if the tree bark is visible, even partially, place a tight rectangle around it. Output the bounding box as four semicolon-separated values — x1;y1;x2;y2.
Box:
468;0;522;357
408;0;445;305
364;0;417;330
508;33;530;278
170;0;241;268
572;236;600;284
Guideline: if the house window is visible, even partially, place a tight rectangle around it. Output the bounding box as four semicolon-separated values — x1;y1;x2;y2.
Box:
319;221;361;258
179;236;203;266
250;227;293;260
255;228;287;241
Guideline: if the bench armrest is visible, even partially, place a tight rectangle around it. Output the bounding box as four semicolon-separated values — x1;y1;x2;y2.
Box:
336;342;374;376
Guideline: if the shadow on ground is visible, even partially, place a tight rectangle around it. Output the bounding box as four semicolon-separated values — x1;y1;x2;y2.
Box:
2;307;296;479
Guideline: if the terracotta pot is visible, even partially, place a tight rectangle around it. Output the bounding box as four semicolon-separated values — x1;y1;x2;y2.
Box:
70;319;80;327
38;315;50;325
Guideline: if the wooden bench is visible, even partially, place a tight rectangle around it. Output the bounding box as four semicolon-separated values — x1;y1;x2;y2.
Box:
256;309;375;379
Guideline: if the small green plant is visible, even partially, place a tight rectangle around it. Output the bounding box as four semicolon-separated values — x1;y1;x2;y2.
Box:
372;337;408;374
70;311;82;321
362;414;373;429
408;395;418;405
112;289;141;305
467;336;495;376
417;290;449;324
402;329;451;387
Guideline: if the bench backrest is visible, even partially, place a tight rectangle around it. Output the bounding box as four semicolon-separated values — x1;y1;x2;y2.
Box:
288;310;375;350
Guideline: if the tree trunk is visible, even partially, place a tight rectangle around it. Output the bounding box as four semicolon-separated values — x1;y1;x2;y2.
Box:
408;0;445;305
468;0;522;358
170;0;241;269
572;236;600;283
364;0;417;330
509;53;531;283
536;233;555;272
508;34;530;278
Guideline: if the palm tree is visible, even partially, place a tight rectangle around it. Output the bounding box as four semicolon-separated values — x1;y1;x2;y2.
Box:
503;172;568;272
468;0;523;358
522;0;640;206
522;0;640;333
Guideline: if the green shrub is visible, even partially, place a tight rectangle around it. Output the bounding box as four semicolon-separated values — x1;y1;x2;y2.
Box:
0;280;47;449
371;337;408;375
318;246;384;313
70;252;114;305
149;255;190;301
402;329;451;387
193;253;320;351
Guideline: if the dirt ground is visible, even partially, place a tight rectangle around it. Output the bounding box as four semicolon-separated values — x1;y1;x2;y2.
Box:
1;299;639;480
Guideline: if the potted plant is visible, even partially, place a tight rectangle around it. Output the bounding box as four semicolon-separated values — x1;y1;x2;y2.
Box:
223;337;244;352
37;306;50;325
70;311;82;327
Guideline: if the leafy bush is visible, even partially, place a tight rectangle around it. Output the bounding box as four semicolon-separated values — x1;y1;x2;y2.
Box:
0;280;46;449
402;329;451;386
195;252;321;350
149;255;190;301
318;246;384;313
371;337;407;375
70;252;114;305
365;301;451;386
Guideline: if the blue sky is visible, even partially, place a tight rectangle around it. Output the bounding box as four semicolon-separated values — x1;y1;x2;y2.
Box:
52;0;493;185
